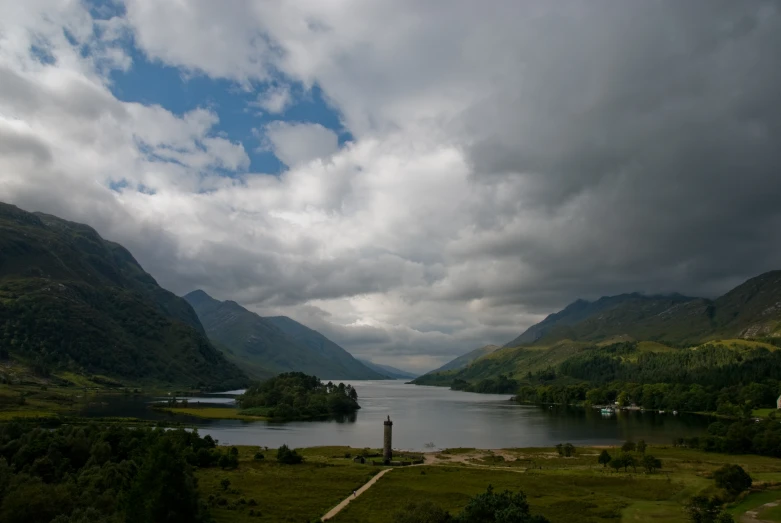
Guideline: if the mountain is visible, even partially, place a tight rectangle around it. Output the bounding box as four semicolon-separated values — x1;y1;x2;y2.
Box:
503;293;700;347
357;359;418;379
430;345;502;373
414;271;781;388
0;202;248;390
184;290;386;380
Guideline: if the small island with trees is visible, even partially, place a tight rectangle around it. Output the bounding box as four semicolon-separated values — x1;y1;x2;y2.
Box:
237;372;361;420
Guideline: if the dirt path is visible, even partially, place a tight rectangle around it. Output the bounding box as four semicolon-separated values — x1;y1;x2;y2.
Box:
321;468;393;521
741;501;778;523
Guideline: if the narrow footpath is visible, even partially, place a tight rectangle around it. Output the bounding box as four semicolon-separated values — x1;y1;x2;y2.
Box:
321;468;393;521
741;501;779;523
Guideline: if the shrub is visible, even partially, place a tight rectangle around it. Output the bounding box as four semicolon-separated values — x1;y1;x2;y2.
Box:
276;444;303;465
713;465;752;496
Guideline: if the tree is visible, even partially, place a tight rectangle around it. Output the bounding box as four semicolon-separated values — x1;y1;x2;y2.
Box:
713;465;752;496
218;452;238;469
220;478;231;491
598;450;612;467
563;443;576;457
124;437;209;523
276;444;303;465
617;391;628;407
642;455;662;473
621;440;636;453
619;453;636;472
637;440;647;454
393;501;453;523
454;485;549;523
609;457;624;473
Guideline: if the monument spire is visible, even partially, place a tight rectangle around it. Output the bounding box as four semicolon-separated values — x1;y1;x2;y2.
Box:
383;415;393;463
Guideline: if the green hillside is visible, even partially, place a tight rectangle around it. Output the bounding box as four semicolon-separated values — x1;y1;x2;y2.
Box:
414;271;781;392
430;344;502;374
185;290;386;380
0;203;248;390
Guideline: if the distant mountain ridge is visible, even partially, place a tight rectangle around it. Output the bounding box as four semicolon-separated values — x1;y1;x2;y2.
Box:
0;202;248;390
414;271;781;387
357;359;418;379
503;293;698;347
184;290;386;380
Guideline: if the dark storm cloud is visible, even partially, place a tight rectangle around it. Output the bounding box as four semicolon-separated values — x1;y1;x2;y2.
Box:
455;0;781;307
3;1;781;371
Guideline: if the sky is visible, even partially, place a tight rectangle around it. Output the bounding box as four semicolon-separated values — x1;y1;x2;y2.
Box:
1;1;780;372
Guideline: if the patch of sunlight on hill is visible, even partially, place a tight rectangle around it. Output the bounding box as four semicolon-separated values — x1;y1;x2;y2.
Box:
698;339;779;351
597;335;635;346
636;341;679;353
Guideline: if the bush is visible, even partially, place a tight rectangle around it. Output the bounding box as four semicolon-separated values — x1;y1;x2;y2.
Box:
253;452;264;460
684;495;734;523
713;465;752;496
642;455;662;473
276;444;303;465
621;441;636;453
393;501;453;523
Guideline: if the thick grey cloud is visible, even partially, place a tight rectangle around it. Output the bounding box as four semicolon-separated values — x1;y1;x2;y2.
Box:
1;1;780;371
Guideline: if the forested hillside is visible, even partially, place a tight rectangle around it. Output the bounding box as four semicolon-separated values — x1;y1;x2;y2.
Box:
414;272;781;407
0;203;248;390
185;290;385;380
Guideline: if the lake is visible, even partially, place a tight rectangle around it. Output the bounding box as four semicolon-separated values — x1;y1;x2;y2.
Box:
80;380;712;451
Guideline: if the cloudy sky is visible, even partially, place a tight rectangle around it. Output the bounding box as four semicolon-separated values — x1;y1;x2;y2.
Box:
1;1;780;372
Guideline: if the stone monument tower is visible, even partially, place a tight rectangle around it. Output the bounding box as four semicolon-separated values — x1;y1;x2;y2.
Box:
383;415;393;462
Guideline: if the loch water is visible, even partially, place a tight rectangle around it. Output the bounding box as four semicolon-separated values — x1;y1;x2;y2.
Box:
80;380;712;451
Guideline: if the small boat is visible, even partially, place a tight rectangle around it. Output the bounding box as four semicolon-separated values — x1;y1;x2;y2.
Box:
658;410;665;414
600;407;615;415
672;410;679;415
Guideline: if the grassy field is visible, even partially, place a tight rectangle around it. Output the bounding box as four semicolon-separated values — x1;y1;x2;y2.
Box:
753;407;778;418
330;446;781;523
196;446;403;522
190;444;781;523
154;406;269;421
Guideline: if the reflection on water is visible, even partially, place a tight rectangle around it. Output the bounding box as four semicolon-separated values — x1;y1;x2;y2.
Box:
79;380;712;451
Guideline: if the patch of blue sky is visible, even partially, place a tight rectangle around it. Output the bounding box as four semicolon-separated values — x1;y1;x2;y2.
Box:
84;0;352;175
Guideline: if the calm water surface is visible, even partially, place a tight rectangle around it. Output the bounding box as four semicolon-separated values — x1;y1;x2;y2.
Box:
81;380;711;451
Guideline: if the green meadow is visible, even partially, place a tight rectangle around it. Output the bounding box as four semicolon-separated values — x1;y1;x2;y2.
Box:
192;445;781;523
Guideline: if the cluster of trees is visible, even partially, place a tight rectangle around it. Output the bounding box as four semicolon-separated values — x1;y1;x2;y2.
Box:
684;496;735;523
597;440;662;473
512;342;781;415
393;485;549;523
674;418;781;457
559;342;781;391
237;372;360;420
0;422;239;523
682;464;752;523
